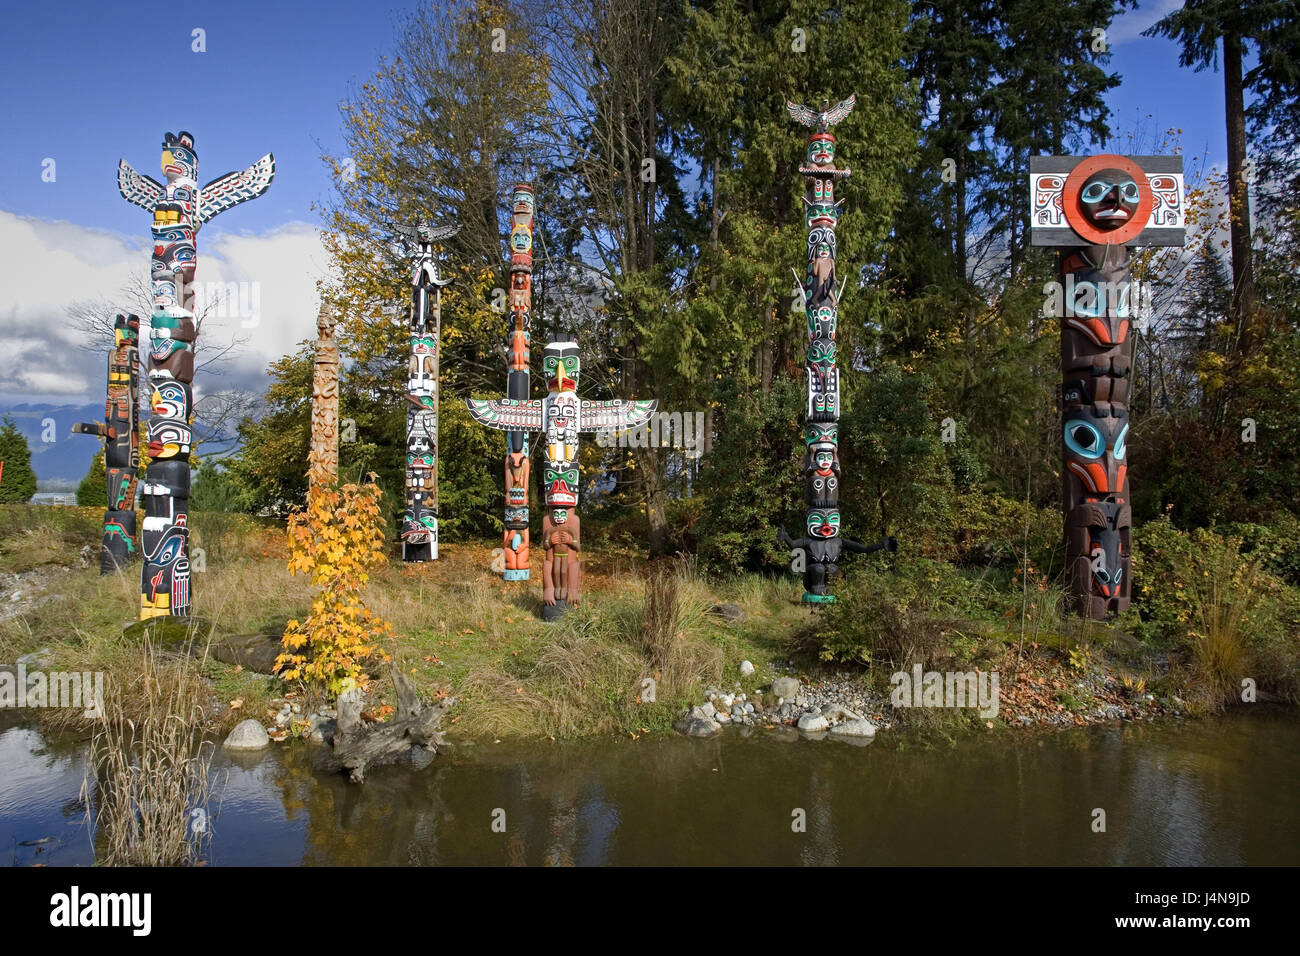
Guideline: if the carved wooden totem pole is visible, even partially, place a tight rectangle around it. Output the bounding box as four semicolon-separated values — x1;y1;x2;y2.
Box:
402;222;458;561
468;187;656;617
118;131;274;618
308;304;339;489
502;185;535;581
779;95;895;603
1029;154;1185;618
468;342;658;619
72;312;141;572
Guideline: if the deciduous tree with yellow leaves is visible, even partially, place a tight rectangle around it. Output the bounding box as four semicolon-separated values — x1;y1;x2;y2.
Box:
276;476;393;696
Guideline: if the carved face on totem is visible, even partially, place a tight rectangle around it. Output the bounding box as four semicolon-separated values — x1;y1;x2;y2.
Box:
147;420;192;460
543;343;580;392
807;338;836;375
807;508;840;538
807;133;835;167
513;185;535;217
408;435;435;470
1063;412;1128;496
114;313;140;347
1071;501;1129;601
806;422;838;453
544;465;579;508
150;380;190;419
1078;169;1141;230
160;131;197;183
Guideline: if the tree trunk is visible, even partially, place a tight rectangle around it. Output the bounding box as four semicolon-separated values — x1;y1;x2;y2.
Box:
1223;31;1255;348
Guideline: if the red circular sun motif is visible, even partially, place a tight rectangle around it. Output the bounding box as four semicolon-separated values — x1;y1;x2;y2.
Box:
1062;153;1153;245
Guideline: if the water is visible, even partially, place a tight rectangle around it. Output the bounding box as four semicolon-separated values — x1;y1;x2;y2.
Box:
2;710;1297;866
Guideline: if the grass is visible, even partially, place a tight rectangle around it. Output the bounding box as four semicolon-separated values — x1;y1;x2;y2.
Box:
0;505;798;741
85;639;216;866
4;502;1294;746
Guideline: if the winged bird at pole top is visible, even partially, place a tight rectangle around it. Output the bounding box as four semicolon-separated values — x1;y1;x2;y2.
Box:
786;94;857;131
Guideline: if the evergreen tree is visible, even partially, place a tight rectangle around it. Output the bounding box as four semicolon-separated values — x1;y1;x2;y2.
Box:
0;416;37;504
77;450;108;508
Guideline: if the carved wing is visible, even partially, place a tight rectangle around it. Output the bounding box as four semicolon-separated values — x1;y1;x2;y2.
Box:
464;398;544;432
197;152;275;224
823;94;856;127
118;160;164;212
786;100;821;128
579;399;658;432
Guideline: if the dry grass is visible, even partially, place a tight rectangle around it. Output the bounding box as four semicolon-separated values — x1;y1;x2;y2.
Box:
84;639;217;866
1186;547;1258;711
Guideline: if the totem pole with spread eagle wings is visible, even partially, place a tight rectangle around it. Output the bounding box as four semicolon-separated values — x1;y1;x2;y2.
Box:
118;131;274;618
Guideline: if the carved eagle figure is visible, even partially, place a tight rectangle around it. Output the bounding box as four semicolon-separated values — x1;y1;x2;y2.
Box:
786;94;857;131
465;397;657;434
117;152;276;226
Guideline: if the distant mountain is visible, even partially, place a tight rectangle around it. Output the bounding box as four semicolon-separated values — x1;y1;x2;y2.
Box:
1;402;108;488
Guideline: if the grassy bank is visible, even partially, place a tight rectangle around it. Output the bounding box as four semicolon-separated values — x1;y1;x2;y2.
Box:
2;502;1296;748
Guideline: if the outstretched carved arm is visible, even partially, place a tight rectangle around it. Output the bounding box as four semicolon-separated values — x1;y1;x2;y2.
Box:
777;526;812;551
842;535;898;555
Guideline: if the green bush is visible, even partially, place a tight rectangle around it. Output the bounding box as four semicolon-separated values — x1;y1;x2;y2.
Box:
1130;517;1300;706
812;555;1006;667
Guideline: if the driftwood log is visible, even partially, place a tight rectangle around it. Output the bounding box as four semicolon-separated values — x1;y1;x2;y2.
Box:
323;666;455;783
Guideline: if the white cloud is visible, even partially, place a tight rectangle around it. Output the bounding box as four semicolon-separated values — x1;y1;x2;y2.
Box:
0;209;325;406
1107;0;1183;47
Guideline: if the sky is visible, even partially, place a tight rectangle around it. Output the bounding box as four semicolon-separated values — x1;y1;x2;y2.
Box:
0;0;1243;416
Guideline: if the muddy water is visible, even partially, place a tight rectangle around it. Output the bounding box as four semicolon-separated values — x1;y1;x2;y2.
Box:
2;710;1297;866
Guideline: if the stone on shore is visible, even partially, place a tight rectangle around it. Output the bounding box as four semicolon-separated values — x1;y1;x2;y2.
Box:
829;718;877;737
773;676;800;698
223;718;271;751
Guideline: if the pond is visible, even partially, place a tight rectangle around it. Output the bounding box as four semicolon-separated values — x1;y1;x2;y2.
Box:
3;709;1297;866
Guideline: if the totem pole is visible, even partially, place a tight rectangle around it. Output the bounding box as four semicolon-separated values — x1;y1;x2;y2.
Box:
72;313;141;572
780;96;896;603
402;222;458;561
118;131;274;618
308;304;339;490
502;185;535;580
1029;154;1185;618
467;342;657;619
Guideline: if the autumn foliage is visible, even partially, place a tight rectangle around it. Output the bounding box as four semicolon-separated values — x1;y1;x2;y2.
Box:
276;476;393;695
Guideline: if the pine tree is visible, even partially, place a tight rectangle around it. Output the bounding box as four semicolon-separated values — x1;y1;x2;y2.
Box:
0;416;38;504
77;450;108;507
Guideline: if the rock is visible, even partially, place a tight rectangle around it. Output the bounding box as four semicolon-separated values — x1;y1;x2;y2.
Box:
696;701;716;719
797;713;830;733
716;712;731;723
203;631;285;675
772;676;800;698
406;745;436;771
821;703;864;723
731;704;745;717
708;604;746;623
223;719;270;751
740;660;755;676
675;716;722;738
829;718;877;737
743;702;755;714
305;714;337;745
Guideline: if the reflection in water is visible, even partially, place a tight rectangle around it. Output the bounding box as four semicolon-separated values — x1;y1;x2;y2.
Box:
1;710;1297;866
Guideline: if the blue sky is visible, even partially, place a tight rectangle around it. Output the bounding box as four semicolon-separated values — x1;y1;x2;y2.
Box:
0;0;424;235
0;0;1239;235
0;0;1248;421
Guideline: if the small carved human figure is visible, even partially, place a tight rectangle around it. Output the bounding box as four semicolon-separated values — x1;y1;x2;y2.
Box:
541;509;581;608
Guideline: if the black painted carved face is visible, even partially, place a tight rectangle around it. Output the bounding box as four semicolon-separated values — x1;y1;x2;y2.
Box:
1078;169;1140;229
